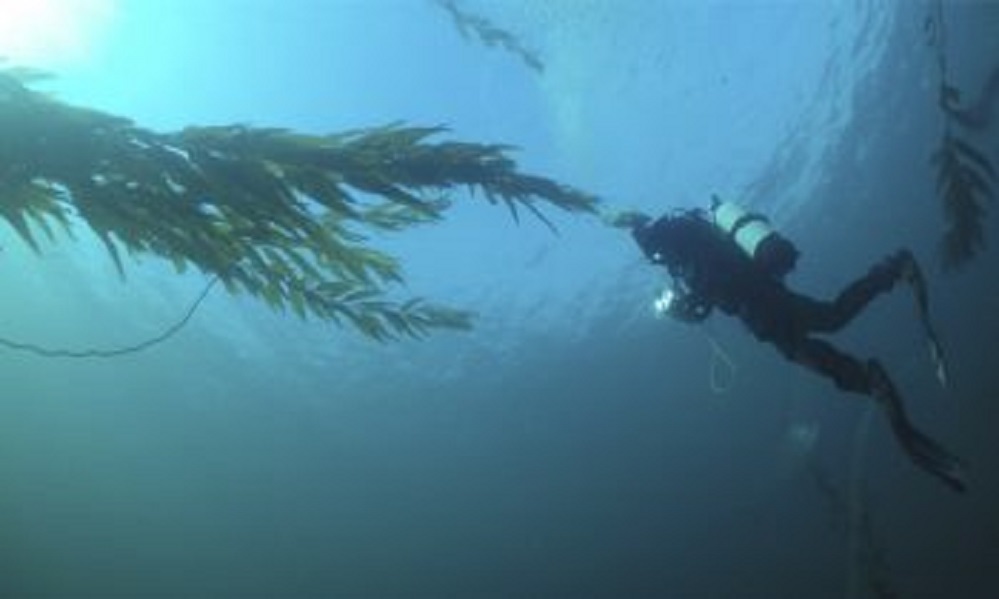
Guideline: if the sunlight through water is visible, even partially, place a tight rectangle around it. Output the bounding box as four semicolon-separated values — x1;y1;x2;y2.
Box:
0;0;116;68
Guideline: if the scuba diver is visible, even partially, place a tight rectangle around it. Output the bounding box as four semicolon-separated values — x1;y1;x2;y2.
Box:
610;198;966;493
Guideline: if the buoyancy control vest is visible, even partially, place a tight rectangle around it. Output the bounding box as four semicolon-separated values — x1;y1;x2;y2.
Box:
709;195;798;280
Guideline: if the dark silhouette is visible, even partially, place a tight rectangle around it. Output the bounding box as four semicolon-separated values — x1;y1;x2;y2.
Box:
614;201;966;493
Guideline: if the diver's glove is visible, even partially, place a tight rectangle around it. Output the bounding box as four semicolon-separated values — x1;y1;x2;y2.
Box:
653;287;712;323
602;208;652;230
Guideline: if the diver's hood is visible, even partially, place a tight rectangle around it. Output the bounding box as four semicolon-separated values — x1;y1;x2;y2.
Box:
633;216;679;265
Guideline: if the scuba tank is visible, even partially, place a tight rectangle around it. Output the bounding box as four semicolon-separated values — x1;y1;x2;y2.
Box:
709;195;799;279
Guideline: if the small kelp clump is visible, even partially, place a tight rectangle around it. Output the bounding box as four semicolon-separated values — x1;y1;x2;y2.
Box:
940;65;999;132
433;0;544;73
0;67;597;340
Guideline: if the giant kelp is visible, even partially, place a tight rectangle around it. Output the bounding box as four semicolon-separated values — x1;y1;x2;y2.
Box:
932;132;995;269
0;67;598;341
925;2;996;270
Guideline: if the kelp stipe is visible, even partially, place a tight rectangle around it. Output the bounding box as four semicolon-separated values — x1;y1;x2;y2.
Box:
807;407;900;599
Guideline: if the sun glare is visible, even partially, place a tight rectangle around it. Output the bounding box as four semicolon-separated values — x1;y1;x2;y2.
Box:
0;0;116;68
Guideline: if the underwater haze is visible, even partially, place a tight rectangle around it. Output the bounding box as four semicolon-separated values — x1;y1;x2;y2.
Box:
2;0;998;597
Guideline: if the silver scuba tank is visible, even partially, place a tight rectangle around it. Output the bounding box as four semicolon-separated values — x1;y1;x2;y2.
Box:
709;195;799;279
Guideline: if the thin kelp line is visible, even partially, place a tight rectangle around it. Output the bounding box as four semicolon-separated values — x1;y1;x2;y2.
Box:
705;329;737;394
844;403;901;599
845;404;876;599
0;276;218;358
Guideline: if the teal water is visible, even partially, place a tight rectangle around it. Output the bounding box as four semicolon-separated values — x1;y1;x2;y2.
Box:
1;1;997;597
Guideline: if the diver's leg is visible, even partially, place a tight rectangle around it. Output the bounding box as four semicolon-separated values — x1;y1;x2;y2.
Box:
796;250;950;386
777;337;966;493
799;250;915;334
777;336;871;393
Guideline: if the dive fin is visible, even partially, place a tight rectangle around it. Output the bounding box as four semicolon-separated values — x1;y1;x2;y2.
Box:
896;420;967;493
926;326;949;388
900;251;950;389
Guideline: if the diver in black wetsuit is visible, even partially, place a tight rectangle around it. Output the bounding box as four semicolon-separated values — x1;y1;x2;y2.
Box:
613;203;966;493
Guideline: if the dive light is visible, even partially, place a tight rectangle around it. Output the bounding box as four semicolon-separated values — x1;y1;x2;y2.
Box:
653;287;676;319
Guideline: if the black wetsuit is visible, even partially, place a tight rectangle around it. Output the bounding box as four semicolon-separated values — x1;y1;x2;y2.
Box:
632;210;903;396
630;209;966;493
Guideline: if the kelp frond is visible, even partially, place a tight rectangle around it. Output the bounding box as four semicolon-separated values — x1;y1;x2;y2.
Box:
0;68;597;340
933;133;995;269
307;282;472;341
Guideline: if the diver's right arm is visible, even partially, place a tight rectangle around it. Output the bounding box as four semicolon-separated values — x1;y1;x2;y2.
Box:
668;290;713;323
653;284;713;323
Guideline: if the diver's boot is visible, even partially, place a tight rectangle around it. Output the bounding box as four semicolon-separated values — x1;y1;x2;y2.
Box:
888;250;950;388
868;360;966;493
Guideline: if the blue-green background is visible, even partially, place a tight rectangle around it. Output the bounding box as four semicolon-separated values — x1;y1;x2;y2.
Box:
1;1;997;596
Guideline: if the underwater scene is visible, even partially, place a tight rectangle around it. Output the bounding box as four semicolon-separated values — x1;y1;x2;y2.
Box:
1;0;997;597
